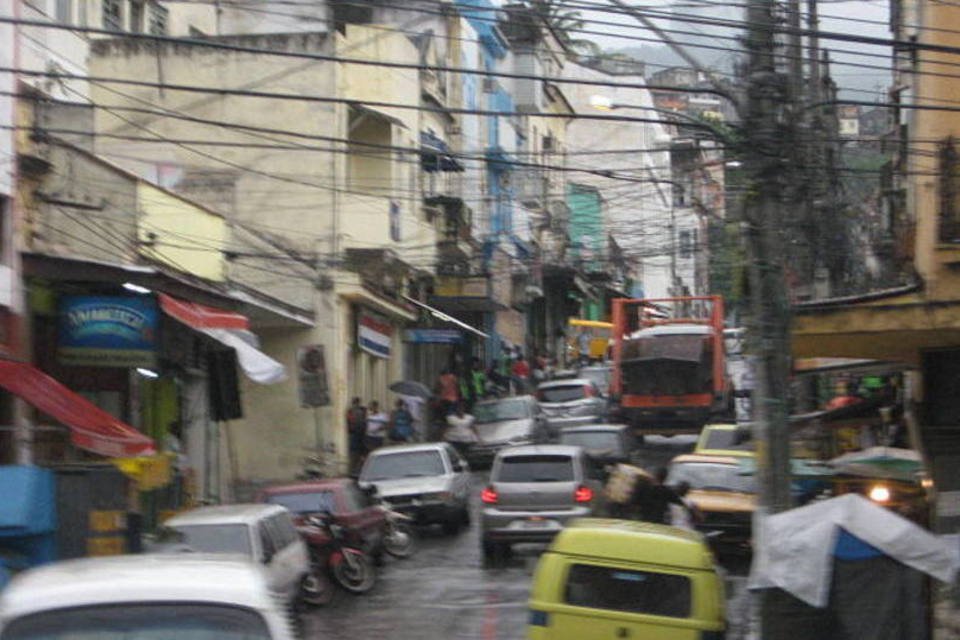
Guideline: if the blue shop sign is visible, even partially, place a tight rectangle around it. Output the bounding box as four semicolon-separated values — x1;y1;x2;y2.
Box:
403;329;463;344
58;296;158;367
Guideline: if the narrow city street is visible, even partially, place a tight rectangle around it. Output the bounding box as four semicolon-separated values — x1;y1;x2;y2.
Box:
302;436;754;640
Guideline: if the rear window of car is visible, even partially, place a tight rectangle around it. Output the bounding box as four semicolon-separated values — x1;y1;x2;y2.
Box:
560;431;621;452
538;385;587;403
701;428;751;451
161;524;252;556
1;603;273;640
565;564;692;618
264;490;337;514
495;455;574;482
362;450;446;481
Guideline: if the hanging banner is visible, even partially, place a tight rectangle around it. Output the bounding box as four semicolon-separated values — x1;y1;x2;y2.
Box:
357;311;392;359
58;296;158;367
297;344;330;407
403;329;463;344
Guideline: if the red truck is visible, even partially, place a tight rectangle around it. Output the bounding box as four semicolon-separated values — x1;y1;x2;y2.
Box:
610;296;730;434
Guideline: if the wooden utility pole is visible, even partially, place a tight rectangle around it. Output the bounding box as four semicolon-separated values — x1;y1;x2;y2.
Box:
741;2;794;634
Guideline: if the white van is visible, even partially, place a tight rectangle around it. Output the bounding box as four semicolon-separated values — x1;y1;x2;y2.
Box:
0;554;298;640
161;503;309;605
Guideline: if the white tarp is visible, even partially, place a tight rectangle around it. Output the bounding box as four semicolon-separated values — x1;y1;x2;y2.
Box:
748;493;960;607
202;328;287;385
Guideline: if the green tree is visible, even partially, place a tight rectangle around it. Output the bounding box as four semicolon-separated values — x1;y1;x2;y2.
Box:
530;0;601;57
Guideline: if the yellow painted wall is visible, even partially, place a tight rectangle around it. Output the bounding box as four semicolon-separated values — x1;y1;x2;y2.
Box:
137;183;227;282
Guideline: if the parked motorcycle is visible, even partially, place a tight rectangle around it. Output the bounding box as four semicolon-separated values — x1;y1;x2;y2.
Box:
376;498;417;559
297;510;376;606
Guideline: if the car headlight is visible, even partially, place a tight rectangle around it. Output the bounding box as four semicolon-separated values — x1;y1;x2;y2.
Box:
421;491;452;502
868;484;891;503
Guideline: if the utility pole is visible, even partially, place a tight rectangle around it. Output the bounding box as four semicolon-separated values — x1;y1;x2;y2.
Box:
741;0;794;634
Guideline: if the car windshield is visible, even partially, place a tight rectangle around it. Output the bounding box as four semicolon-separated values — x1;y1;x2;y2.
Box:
496;455;574;482
362;450;446;480
160;524;252;556
667;462;756;494
0;603;273;640
579;368;610;388
560;431;621;452
474;399;530;423
264;490;337;514
538;385;588;403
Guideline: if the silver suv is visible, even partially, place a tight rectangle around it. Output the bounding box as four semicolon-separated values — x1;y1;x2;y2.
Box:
479;445;601;565
359;443;471;535
536;378;608;432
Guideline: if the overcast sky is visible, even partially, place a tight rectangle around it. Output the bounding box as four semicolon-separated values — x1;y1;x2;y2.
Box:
572;0;892;98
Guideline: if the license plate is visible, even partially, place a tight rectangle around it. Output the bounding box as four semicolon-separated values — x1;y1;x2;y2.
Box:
524;517;550;528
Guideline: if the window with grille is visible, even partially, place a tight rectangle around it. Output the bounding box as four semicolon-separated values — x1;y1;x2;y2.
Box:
129;1;144;32
102;0;122;31
56;0;72;25
939;137;960;242
148;3;168;35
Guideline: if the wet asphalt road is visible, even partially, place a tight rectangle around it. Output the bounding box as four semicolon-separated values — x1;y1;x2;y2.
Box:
301;435;753;640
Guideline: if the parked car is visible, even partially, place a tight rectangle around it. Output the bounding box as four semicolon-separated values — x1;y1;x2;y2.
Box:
559;424;636;474
157;504;309;605
695;423;754;457
467;395;550;467
0;554;298;640
480;445;602;564
527;519;726;640
536;378;608;432
666;453;756;549
358;443;471;535
576;364;612;397
257;478;387;559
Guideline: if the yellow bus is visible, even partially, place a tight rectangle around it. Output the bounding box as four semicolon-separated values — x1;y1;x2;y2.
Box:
568;319;613;361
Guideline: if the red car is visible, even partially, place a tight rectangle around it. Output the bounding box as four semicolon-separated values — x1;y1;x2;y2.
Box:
257;478;387;559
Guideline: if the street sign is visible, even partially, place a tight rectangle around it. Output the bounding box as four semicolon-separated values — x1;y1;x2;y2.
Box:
297;344;330;407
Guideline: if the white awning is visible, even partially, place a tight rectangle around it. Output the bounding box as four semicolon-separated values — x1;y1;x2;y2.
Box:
202;328;288;385
402;295;489;339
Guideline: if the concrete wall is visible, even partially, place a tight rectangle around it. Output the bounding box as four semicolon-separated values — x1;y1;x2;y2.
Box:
137;182;227;281
563;61;676;298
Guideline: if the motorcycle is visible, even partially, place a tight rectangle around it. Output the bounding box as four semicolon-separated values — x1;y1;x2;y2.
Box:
376;498;417;559
297;511;376;606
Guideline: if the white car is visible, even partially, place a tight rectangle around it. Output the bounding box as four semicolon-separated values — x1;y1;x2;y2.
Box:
359;443;471;534
0;554;298;640
160;503;309;605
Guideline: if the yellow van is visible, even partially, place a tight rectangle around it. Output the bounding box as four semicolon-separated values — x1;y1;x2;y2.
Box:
527;519;726;639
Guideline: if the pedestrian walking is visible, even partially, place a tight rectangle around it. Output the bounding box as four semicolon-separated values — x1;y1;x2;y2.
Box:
460;358;487;411
444;401;479;458
436;368;460;416
389;399;414;443
630;467;687;525
365;401;390;452
669;481;702;530
346;397;368;473
512;355;531;394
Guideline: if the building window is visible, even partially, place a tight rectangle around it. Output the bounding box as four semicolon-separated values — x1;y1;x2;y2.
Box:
56;0;72;25
679;229;694;259
390;201;401;241
129;1;144;33
148;3;168;35
103;0;123;31
939;137;960;243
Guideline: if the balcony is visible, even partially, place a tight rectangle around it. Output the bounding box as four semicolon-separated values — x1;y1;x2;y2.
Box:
428;195;475;266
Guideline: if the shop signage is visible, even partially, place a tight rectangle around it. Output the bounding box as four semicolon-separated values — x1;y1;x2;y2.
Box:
58;296;158;367
297;344;330;408
403;329;463;344
357;312;392;359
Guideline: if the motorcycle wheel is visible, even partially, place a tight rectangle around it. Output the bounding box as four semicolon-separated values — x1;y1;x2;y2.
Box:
383;522;417;558
332;551;376;594
300;568;336;607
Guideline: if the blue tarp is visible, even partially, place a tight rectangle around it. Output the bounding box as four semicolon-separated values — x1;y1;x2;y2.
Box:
0;466;56;536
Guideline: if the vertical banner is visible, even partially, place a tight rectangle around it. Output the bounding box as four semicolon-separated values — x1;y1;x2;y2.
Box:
297;344;330;407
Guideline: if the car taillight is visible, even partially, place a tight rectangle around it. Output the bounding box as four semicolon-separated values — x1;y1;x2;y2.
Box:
481;486;499;504
574;485;593;502
583;385;596;397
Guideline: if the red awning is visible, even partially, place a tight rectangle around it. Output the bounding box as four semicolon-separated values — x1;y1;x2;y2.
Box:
159;293;250;330
0;360;156;458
